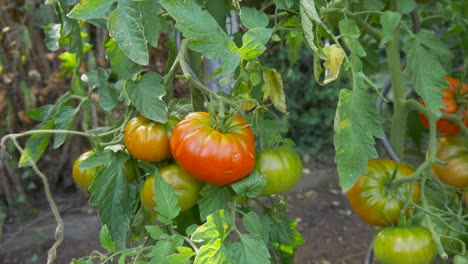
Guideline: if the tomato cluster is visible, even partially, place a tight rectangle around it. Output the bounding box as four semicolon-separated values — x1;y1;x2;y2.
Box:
72;111;303;215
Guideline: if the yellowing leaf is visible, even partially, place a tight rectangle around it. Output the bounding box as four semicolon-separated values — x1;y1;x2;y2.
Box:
323;44;345;85
261;69;286;113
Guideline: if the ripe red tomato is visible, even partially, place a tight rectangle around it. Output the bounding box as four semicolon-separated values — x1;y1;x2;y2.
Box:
419;76;468;134
373;226;436;264
346;159;420;226
140;163;202;212
255;147;303;195
124;116;172;162
169;112;256;185
432;135;468;188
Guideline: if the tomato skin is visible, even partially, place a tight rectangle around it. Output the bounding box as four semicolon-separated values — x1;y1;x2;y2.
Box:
169;112;256;185
72;150;101;190
124;116;171;162
255;147;303;195
373;226;436;264
140;163;202;213
346;159;420;226
419;76;468;135
432;135;468;188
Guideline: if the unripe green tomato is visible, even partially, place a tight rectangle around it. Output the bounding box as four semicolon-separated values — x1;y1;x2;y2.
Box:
373;226;436;264
255;147;303;195
140;163;202;213
72;150;101;190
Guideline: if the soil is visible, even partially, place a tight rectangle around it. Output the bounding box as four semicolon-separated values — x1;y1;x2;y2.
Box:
0;162;377;264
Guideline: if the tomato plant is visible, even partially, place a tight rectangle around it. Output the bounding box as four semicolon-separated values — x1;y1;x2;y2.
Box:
419;76;468;135
1;0;466;263
124;116;172;162
255;147;303;195
140;163;202;213
170;112;256;185
373;226;436;264
432;135;468;188
346;159;420;226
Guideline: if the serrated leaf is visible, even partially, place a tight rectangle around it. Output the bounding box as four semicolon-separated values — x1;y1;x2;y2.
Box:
153;171;181;223
43;23;61;51
339;18;366;57
333;88;384;191
300;0;321;23
240;7;269;30
150;239;177;262
194;239;231;264
77;150;113;169
270;218;304;262
192;209;232;242
198;185;233;221
99;84;118;111
231;170;266;197
104;38;142;79
19;121;54;167
108;3;148;65
89;151;135;250
136;0;162;48
238;235;271;264
322;44;345;85
242;211;269;243
159;0;241;73
99;225;116;253
54;106;79;148
380;11;401;45
68;0;115;20
262;68;287;113
28;104;54;122
126;72;167;123
145;225;164;240
165;247;195;264
240;28;272;60
403;31;448;116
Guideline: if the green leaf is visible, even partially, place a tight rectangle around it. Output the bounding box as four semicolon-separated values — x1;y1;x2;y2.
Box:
198;185;233;221
126;72;167;123
240;7;269;30
262;68;287;113
194;239;231;264
150;239;177;262
54;106;79;148
192;209;233;242
153;171;181;224
333;87;384;191
396;0;416;14
159;0;241;73
206;0;228;28
18;121;55;167
99;84;119;111
242;211;270;243
167;99;193;119
240;28;272;60
104;38;142;79
28;104;54;122
68;0;115;20
136;0;162;48
238;235;271;264
380;11;401;45
99;225;116;253
77;150;112;169
43;24;61;51
339;18;366;57
165;247;195;264
269;218;304;262
285;31;303;65
145;225;164;240
299;0;321;23
363;0;384;11
230;170;266;198
89;151;135;250
403;31;448;116
108;3;149;65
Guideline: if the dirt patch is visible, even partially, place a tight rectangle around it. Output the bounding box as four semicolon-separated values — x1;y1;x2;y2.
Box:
0;164;377;264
